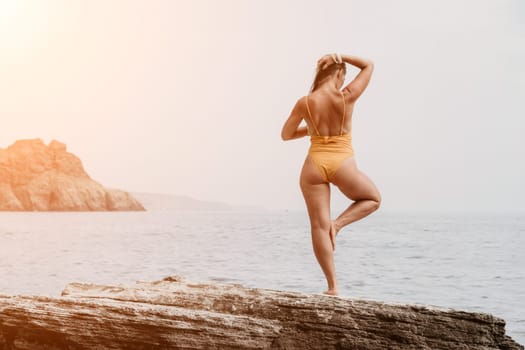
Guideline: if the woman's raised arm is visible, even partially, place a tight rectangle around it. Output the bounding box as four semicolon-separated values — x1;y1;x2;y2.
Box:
341;54;374;102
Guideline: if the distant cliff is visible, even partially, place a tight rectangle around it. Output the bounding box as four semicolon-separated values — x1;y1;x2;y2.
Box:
133;192;233;211
0;138;144;211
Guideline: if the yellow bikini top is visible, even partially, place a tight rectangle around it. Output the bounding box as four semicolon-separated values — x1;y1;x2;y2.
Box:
305;91;347;137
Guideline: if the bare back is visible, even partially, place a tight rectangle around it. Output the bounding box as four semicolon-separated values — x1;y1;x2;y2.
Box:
305;89;354;136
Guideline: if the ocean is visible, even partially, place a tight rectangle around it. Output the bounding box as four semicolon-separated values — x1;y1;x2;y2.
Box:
0;209;523;344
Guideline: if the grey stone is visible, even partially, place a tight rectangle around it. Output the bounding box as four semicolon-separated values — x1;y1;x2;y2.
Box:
0;276;522;349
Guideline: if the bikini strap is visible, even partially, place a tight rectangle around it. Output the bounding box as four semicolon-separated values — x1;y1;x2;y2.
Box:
305;95;320;136
340;91;346;136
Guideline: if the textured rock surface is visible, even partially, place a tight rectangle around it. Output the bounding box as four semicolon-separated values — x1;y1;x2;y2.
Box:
0;276;522;349
0;138;144;211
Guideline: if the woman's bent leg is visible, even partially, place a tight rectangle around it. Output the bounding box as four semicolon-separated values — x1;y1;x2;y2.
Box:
331;157;381;236
300;156;338;295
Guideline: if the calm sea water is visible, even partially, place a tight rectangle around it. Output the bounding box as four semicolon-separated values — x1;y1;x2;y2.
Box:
0;210;523;344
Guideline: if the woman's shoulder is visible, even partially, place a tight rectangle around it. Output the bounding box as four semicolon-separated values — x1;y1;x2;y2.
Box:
295;95;308;108
308;89;341;102
295;90;341;107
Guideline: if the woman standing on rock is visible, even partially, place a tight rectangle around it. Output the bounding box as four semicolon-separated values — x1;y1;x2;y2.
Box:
281;53;381;296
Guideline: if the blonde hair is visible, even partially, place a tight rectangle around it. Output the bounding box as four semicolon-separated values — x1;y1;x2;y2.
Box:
309;63;346;93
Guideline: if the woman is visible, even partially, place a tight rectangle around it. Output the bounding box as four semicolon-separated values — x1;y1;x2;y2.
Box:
281;53;381;296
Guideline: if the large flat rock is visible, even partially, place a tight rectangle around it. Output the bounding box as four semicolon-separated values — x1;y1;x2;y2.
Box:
0;276;522;349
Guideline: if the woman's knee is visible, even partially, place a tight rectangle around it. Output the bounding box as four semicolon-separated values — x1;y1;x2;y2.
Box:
371;199;380;212
370;191;381;211
310;219;331;233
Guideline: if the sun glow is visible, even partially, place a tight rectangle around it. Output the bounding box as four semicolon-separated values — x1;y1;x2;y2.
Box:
0;0;50;51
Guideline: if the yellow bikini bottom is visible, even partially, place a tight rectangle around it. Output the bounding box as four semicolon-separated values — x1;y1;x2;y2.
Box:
307;134;354;183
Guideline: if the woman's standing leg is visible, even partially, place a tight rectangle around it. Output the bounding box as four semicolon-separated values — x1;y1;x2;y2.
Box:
300;156;338;295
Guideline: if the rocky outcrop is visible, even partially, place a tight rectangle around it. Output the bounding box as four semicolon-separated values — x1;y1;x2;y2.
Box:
0;276;522;349
0;138;144;211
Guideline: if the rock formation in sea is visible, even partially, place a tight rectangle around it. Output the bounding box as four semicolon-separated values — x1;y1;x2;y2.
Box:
0;276;522;349
0;138;144;211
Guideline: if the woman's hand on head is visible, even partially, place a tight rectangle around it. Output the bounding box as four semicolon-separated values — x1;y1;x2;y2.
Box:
317;54;336;71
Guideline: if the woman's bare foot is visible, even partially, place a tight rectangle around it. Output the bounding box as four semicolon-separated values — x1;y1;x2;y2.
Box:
329;221;341;251
323;288;339;296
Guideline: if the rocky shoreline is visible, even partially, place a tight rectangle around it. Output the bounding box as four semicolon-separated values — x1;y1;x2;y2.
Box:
0;275;522;349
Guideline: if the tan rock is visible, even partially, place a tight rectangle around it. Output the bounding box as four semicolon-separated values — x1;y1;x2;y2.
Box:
0;138;144;211
0;276;522;349
0;183;23;210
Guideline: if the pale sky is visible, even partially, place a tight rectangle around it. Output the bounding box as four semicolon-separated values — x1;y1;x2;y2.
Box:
1;0;524;212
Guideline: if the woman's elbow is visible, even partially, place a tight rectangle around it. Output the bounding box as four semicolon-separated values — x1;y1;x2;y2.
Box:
281;129;292;141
